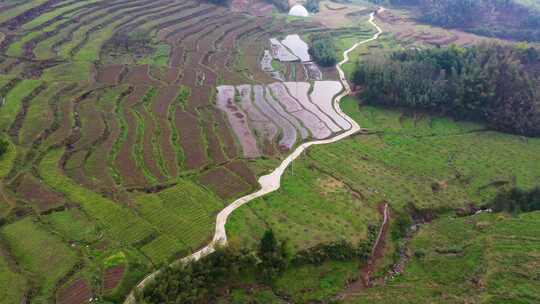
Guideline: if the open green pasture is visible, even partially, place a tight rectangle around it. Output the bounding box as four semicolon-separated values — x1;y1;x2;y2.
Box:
349;211;540;303
228;97;540;251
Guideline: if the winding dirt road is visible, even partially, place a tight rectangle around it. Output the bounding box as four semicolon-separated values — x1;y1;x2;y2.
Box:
124;10;383;303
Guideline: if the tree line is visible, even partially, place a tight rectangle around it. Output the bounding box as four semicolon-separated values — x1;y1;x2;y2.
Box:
352;44;540;136
489;187;540;213
137;228;378;303
308;33;338;67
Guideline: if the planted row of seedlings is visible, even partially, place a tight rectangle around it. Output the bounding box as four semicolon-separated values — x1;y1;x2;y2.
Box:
22;0;153;59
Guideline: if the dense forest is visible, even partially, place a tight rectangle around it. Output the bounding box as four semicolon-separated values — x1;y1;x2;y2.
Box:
368;0;540;42
138;229;377;303
308;33;338;67
352;44;540;136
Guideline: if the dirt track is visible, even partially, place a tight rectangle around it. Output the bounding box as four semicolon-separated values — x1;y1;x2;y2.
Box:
340;202;390;298
123;10;384;304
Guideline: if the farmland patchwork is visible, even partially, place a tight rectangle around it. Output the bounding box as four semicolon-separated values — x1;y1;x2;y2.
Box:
0;0;364;301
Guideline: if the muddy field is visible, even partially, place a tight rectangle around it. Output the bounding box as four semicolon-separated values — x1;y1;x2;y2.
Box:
215;81;348;153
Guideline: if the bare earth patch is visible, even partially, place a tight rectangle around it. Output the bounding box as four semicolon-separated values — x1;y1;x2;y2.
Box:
103;266;125;292
56;278;93;304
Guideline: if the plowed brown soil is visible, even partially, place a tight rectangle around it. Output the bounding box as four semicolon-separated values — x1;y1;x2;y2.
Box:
103;265;125;292
15;173;65;213
56;278;93;304
115;86;150;187
152;86;180;177
198;166;251;199
174;109;207;170
97;64;125;85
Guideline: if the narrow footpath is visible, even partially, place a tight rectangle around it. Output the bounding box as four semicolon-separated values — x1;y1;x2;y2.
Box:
124;10;384;304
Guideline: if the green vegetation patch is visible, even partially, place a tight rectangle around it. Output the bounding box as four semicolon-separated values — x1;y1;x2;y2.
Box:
0;251;27;304
19;83;63;146
275;260;359;302
0;217;78;301
104;251;127;269
230;97;540;251
0;137;16;178
350;211;540;303
40;149;156;245
0;79;42;131
133;179;224;252
41;62;92;83
227;159;378;252
0;0;49;24
42;209;99;244
138;43;171;67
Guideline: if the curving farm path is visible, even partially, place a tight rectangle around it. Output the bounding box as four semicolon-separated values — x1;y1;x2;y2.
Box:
124;10;383;304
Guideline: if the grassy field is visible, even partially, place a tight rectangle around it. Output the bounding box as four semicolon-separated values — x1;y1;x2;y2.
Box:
0;217;79;302
228;97;540;251
349;211;540;303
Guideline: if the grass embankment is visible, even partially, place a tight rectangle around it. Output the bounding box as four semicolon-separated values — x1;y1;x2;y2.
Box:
349;211;540;303
0;217;79;302
0;80;42;131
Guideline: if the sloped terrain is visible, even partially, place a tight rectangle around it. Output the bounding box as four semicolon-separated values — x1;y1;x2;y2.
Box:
0;0;342;301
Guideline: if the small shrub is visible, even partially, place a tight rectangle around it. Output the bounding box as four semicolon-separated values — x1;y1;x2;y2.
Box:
0;139;8;157
414;249;426;259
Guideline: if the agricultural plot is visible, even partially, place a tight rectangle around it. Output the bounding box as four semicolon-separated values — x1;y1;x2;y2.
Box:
270;38;298;62
264;34;326;81
281;34;311;62
216;86;260;158
0;217;79;302
260;49;285;81
310;81;350;129
216;81;348;152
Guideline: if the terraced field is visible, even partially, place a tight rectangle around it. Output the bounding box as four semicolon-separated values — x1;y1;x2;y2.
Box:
0;0;359;302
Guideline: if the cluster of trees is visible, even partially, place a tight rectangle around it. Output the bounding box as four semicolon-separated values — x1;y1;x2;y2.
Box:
305;0;320;13
138;228;378;303
352;44;540;136
368;0;540;42
490;187;540;213
294;224;378;264
308;33;338;67
138;230;288;303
